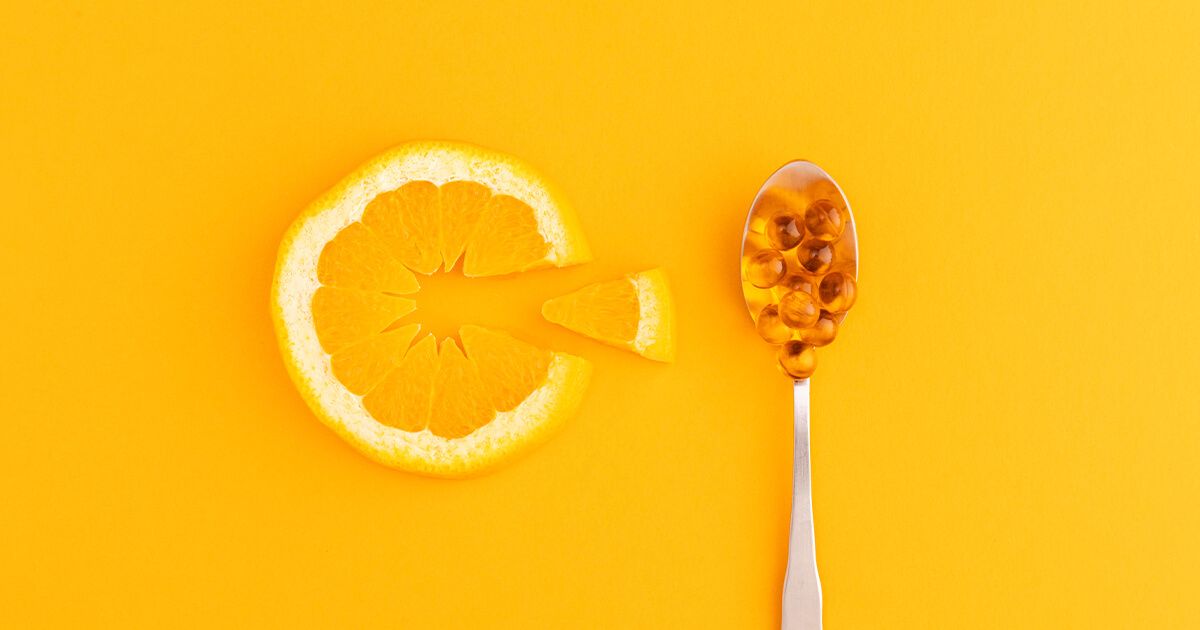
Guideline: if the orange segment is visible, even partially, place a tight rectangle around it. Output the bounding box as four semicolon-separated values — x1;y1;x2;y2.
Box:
460;325;552;412
439;181;492;271
542;276;639;342
427;339;493;439
361;180;442;275
317;222;419;294
463;194;550;277
542;268;676;362
362;334;438;431
311;286;416;353
329;324;421;395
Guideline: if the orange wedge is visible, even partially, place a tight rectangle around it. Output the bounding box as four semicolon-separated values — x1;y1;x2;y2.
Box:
542;268;676;363
272;141;592;477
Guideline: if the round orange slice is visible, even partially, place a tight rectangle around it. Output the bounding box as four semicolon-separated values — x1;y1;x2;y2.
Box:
272;141;592;477
542;268;677;363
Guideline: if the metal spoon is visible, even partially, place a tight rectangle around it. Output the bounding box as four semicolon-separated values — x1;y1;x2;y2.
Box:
740;161;858;630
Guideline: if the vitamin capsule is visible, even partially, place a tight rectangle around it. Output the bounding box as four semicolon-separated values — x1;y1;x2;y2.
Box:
780;272;816;295
745;249;787;288
766;211;805;250
797;239;834;275
778;340;818;379
818;272;857;313
755;304;793;344
778;290;819;329
799;311;838;346
804;198;847;242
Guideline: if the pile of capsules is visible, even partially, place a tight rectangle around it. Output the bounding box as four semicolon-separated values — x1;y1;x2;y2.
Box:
741;183;857;379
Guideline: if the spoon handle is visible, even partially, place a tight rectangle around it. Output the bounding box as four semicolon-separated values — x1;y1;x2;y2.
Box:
782;378;822;630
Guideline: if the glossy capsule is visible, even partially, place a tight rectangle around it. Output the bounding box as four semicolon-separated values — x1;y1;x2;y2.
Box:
778;340;818;379
780;272;816;295
797;239;834;275
804;198;848;242
798;311;838;346
755;304;793;344
766;211;805;250
778;291;819;329
745;249;787;288
818;272;857;313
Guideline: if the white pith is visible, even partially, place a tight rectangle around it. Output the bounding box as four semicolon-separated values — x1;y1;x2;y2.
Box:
631;275;659;354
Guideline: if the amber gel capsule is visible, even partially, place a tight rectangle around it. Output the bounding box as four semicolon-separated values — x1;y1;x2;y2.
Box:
818;272;857;313
781;273;816;295
797;239;834;275
778;291;820;329
745;249;787;288
804;198;848;242
799;311;838;346
756;304;793;344
778;340;818;379
766;211;805;250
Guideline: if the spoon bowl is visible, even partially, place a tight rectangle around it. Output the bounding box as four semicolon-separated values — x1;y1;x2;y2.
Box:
740;161;858;377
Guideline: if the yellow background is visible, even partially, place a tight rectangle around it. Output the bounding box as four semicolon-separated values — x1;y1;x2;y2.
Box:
3;2;1199;628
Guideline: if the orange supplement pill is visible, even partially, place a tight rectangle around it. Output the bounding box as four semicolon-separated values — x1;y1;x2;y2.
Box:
781;273;816;295
756;304;793;344
778;291;819;329
804;198;847;242
818;271;857;313
799;311;838;346
797;239;834;274
778;340;818;379
745;249;787;288
766;211;804;250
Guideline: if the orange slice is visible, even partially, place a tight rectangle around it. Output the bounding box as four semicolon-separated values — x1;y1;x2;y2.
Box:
542;268;677;363
273;141;593;477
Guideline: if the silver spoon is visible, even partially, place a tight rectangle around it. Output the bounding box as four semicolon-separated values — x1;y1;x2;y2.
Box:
740;161;858;630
